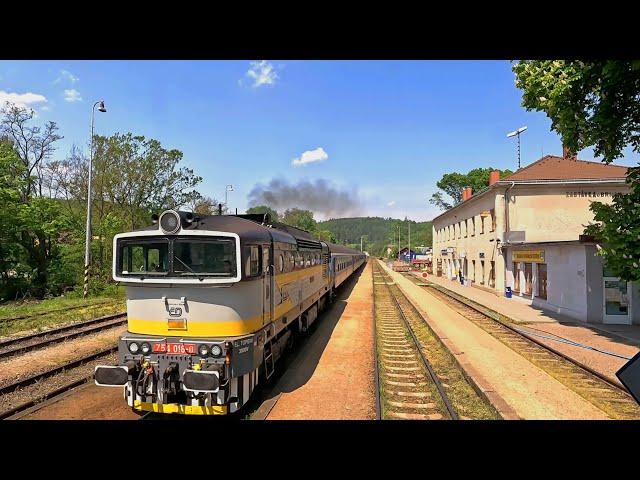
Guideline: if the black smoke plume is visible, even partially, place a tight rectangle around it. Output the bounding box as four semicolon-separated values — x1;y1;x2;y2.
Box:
247;178;363;218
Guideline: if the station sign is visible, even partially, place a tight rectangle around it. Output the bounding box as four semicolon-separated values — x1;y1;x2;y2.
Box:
512;250;545;263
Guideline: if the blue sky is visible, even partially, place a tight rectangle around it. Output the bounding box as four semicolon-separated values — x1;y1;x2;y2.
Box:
1;60;637;222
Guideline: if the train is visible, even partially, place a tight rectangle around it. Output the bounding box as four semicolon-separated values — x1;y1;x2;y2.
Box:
94;209;367;415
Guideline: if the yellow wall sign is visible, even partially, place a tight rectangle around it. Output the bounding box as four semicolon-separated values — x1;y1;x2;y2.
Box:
513;250;545;263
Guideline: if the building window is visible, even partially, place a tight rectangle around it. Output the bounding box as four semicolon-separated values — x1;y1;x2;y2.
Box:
538;263;547;300
480;260;485;285
463;220;468;238
471;260;476;282
470;217;475;236
490;209;496;232
479;215;485;235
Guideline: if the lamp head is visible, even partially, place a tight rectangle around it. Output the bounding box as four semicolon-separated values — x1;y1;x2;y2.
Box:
97;100;107;113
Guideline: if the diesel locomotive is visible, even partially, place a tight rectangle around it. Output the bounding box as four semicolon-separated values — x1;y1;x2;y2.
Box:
94;209;366;415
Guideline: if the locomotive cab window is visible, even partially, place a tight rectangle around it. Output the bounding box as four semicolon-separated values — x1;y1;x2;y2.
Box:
174;238;236;277
120;240;169;275
117;236;236;278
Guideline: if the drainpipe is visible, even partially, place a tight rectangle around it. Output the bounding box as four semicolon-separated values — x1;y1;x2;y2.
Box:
504;182;515;289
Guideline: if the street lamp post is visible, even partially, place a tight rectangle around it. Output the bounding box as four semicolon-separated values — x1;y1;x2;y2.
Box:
84;100;107;299
224;184;234;213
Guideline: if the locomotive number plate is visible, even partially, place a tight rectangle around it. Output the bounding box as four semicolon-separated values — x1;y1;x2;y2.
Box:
153;343;197;355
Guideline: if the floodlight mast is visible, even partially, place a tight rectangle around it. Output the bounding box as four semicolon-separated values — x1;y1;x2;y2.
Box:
506;125;527;169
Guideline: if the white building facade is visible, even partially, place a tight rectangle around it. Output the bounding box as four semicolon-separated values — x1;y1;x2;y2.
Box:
431;155;638;325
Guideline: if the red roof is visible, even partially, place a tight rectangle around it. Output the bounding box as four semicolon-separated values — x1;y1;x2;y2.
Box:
503;155;628;181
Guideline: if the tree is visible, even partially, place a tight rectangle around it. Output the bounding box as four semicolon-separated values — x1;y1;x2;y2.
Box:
246;205;279;222
513;60;640;281
183;192;225;216
0;104;62;201
429;167;513;210
281;208;317;232
315;230;337;243
92;133;202;229
1;105;64;297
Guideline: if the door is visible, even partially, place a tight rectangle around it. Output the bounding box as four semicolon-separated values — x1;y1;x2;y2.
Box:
524;263;533;296
513;262;521;293
603;276;632;325
262;246;272;325
537;264;548;300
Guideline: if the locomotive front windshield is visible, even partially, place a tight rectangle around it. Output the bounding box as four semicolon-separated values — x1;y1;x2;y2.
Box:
118;237;236;277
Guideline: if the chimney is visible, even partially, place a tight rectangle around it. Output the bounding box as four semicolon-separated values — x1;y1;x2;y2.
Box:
489;170;500;186
562;144;577;161
463;187;473;201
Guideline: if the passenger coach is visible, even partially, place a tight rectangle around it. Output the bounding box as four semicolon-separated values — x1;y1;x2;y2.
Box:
94;210;366;415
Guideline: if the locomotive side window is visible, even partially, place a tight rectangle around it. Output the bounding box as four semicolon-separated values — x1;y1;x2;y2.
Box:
278;254;284;273
244;246;261;277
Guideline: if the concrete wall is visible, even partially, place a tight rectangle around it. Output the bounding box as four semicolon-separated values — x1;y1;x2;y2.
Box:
432;191;504;291
506;244;589;322
507;184;627;243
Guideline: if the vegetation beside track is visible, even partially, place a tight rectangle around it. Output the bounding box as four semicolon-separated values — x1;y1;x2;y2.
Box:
0;289;125;337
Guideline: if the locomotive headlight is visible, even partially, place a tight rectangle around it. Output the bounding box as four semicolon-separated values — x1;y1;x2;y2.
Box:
140;342;151;354
159;210;181;234
198;344;209;356
128;342;140;354
210;344;223;357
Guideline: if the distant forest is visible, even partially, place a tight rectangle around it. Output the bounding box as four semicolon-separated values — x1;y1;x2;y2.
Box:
318;217;433;257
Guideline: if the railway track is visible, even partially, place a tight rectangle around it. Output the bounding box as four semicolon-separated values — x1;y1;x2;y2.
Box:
0;313;127;360
402;273;640;420
373;262;499;420
0;346;118;419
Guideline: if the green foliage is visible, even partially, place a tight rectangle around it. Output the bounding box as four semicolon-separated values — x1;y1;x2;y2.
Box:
246;205;279;221
513;60;640;163
585;167;640;282
317;217;433;257
281;208;317;232
429;167;513;210
514;60;640;281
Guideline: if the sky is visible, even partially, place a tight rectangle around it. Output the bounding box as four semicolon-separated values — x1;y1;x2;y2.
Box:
1;60;638;222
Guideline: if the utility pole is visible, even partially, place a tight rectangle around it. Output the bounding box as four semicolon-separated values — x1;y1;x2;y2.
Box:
408;220;411;264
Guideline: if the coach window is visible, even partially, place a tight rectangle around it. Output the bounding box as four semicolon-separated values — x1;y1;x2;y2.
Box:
288;252;295;271
244;246;261;277
278;254;284;273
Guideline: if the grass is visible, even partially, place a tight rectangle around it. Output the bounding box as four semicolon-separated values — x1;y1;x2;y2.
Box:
0;287;126;338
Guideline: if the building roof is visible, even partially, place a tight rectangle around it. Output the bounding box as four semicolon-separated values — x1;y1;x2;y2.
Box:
502;155;628;182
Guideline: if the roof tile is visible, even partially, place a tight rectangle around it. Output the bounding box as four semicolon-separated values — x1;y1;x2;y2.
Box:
503;155;628;181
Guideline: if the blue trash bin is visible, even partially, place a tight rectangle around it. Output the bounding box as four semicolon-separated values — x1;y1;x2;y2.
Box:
505;287;512;298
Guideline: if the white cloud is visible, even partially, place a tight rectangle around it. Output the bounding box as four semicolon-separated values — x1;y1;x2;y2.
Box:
55;69;79;84
64;89;82;102
0;90;48;110
245;60;278;88
387;201;396;207
292;147;329;167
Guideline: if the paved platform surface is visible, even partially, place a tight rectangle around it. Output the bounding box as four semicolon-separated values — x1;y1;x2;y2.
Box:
266;262;376;420
383;262;609;419
415;271;639;385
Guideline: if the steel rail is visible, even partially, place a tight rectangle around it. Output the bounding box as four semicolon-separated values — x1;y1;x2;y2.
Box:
0;314;126;360
418;278;633;397
0;345;117;397
377;264;458;420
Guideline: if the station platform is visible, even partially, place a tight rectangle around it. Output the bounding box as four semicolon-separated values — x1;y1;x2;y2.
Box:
381;261;610;419
262;261;376;420
416;271;640;385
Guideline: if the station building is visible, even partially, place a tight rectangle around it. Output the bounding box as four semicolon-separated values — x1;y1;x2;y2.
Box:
431;152;638;325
